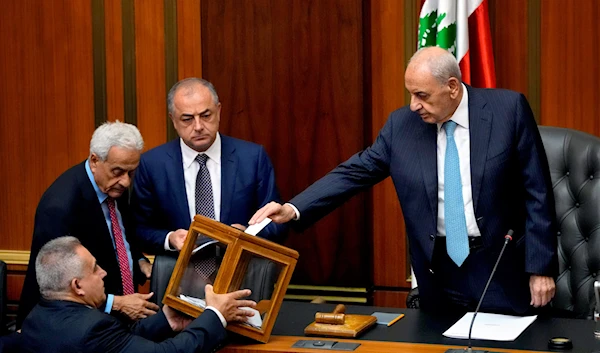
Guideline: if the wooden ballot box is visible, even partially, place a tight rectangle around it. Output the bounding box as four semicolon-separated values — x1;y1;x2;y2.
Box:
163;215;299;343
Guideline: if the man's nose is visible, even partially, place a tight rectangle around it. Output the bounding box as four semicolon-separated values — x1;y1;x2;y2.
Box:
193;117;204;131
410;96;421;112
120;173;132;188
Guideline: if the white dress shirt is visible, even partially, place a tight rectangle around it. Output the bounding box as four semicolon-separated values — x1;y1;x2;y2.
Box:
436;84;481;238
164;134;222;250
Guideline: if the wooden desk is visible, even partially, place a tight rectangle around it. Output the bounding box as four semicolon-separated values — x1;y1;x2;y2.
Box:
221;301;600;353
222;335;543;353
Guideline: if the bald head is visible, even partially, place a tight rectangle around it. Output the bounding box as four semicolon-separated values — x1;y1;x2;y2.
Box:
405;47;463;124
407;47;462;84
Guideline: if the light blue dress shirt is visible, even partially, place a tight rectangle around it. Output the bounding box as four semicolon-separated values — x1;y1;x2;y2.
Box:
85;160;135;313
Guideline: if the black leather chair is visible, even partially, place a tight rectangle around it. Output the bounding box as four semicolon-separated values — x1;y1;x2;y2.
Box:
539;126;600;318
150;253;280;307
406;126;600;318
0;260;7;334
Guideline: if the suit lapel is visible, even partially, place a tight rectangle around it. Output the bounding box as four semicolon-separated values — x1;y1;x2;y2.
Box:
166;140;192;225
220;136;237;224
467;86;493;213
417;122;439;225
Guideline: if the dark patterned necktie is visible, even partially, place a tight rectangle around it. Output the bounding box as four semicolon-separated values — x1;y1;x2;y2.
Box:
195;154;215;219
193;154;217;280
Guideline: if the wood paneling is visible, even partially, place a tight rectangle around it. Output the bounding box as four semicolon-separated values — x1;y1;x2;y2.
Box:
104;0;125;122
134;0;168;149
177;0;202;79
201;0;367;287
540;1;600;135
0;0;95;251
489;0;528;95
373;289;409;308
366;1;409;290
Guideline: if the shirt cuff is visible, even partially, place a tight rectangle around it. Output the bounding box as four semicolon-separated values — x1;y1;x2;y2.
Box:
105;294;114;314
206;306;227;328
164;232;176;251
285;203;300;220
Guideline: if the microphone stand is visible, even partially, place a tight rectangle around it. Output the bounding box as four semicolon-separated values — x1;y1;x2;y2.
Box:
446;230;513;353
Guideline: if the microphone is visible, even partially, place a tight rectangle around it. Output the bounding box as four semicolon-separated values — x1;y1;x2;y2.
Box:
446;229;514;353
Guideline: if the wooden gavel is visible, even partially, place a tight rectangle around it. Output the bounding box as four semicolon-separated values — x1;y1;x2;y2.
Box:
315;304;346;325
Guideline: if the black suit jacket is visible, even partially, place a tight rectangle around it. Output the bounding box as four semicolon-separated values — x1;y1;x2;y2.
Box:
15;299;226;353
17;161;146;327
290;86;557;313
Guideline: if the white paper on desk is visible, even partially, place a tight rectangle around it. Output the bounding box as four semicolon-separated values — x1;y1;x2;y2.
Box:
443;312;537;341
244;218;272;236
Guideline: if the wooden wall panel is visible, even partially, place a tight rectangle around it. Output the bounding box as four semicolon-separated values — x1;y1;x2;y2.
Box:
373;289;409;308
177;0;202;79
201;0;368;287
489;0;528;96
0;0;95;251
104;0;125;122
134;0;168;149
366;0;409;289
540;1;600;135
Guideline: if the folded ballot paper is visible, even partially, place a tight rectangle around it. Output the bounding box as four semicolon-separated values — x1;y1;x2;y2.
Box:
191;218;272;255
443;312;537;341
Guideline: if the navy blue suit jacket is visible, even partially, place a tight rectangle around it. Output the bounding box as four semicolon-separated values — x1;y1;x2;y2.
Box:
16;299;226;353
17;161;145;328
290;86;558;313
132;135;285;253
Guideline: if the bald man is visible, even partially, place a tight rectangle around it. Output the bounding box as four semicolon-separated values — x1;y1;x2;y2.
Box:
251;47;557;315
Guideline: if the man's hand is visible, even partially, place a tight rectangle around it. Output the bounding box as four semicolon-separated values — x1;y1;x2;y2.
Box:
249;202;295;225
204;284;257;323
529;275;555;307
138;259;152;279
169;229;188;251
163;305;193;331
113;293;160;320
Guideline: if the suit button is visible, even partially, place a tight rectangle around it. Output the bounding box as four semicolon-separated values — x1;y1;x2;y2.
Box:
429;268;434;274
429;234;435;240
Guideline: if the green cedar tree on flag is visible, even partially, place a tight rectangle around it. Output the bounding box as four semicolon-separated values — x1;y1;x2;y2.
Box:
418;0;496;88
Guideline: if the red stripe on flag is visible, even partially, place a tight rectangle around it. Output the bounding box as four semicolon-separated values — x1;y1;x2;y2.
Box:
464;0;496;88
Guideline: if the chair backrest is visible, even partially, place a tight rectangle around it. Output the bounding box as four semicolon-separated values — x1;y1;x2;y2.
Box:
150;254;279;307
539;126;600;318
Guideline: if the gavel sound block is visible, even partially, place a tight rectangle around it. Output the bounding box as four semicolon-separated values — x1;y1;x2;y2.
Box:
304;304;377;338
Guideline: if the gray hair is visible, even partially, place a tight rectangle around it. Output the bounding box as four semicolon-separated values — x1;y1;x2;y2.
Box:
167;78;220;115
36;236;84;300
89;121;144;161
409;47;462;84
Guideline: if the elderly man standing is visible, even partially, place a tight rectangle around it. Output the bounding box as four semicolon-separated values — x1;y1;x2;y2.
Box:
18;121;158;328
14;237;255;352
251;47;557;315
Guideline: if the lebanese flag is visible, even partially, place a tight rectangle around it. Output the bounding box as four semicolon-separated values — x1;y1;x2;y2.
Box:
418;0;496;88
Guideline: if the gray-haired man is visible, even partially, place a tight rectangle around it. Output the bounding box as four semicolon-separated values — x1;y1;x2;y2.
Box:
18;121;158;327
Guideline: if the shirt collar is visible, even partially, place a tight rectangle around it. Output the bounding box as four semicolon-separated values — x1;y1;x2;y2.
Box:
437;83;469;132
180;132;222;169
85;159;109;204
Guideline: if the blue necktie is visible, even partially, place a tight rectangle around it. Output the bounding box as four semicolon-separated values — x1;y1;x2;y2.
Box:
444;121;469;266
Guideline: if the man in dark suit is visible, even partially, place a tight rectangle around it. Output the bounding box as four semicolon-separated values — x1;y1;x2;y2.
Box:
14;236;256;353
132;78;285;254
251;47;557;314
18;121;158;328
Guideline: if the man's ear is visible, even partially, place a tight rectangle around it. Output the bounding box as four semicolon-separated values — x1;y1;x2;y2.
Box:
89;153;99;171
448;77;460;99
71;278;85;296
